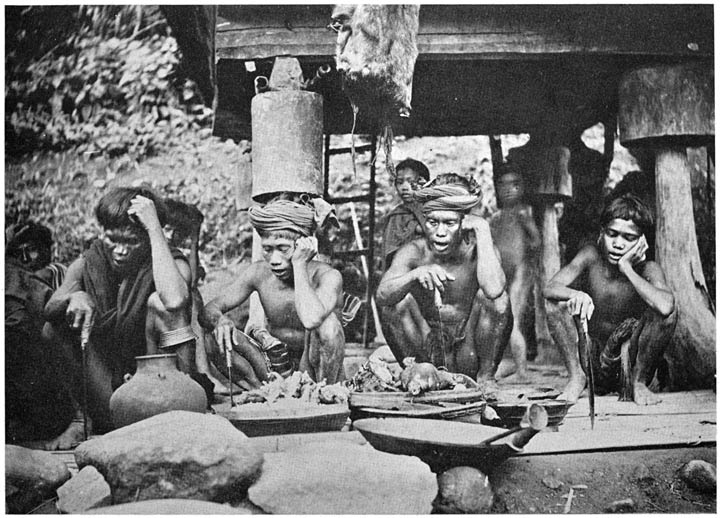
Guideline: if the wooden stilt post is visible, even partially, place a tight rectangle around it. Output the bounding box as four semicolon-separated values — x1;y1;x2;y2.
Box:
618;62;715;389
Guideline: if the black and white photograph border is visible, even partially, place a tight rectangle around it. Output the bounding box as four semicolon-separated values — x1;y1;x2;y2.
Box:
4;3;716;514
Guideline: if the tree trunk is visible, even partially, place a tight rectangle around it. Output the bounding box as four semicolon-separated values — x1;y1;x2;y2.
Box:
161;6;217;109
655;147;715;389
537;203;565;363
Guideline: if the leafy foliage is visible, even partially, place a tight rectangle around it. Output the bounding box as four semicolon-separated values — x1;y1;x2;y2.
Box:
6;5;211;159
5;135;253;269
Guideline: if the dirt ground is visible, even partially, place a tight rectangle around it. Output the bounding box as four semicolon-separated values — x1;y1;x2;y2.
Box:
490;446;716;514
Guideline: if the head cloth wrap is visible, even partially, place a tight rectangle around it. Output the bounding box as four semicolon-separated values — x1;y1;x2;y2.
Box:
248;199;315;237
414;184;480;214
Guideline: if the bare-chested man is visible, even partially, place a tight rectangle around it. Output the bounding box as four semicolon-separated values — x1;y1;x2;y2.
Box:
200;198;345;384
490;168;541;381
544;193;676;404
376;174;512;385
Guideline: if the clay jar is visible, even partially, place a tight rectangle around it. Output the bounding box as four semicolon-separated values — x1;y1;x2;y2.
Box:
109;353;207;429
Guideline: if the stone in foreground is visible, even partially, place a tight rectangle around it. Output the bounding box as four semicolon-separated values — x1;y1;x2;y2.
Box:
86;499;247;514
604;498;636;513
57;466;112;514
434;466;494;513
678;460;716;493
248;440;437;514
5;445;71;513
74;411;263;504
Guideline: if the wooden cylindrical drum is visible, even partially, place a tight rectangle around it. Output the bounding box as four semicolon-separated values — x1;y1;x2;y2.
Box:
618;62;714;146
534;145;572;200
251;90;324;201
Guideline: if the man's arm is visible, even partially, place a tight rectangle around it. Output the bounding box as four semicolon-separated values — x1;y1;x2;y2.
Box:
519;205;542;250
376;241;453;306
618;237;675;317
44;257;91;324
543;245;596;321
200;264;258;351
463;214;506;300
129;196;190;310
289;237;343;329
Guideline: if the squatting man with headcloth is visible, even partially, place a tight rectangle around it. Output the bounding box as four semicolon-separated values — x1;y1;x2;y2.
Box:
544;193;676;405
43;187;198;448
376;174;512;389
199;198;346;385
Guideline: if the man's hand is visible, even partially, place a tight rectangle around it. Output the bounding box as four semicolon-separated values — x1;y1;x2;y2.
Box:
413;264;456;292
564;291;595;321
213;315;237;353
66;291;95;335
127;195;162;233
618;235;648;276
461;214;491;236
291;236;318;265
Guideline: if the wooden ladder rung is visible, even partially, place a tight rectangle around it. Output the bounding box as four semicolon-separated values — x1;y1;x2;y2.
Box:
326;194;371;205
327;144;374;156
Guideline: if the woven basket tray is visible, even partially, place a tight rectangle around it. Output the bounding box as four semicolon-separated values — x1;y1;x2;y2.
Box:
349;388;488;410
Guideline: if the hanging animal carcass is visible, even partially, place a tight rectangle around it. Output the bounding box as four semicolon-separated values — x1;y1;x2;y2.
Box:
330;4;420;174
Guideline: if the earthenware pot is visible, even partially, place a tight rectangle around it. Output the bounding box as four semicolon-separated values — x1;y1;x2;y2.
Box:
109;353;207;429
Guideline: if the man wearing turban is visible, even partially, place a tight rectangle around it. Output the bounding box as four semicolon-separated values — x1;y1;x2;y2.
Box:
200;197;345;384
377;174;512;387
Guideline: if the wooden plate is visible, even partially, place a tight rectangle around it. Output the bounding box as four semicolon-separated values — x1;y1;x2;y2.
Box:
216;401;350;437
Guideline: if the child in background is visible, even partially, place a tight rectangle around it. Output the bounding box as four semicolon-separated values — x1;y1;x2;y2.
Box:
490;167;541;381
380;158;431;363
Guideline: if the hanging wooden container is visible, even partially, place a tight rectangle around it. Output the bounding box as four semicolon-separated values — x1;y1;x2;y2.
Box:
618;62;714;146
532;145;573;201
251;90;324;202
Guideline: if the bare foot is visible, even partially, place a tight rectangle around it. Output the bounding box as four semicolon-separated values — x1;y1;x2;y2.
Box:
558;371;587;403
494;361;517;379
476;377;500;399
499;372;532;385
633;381;661;405
41;419;88;451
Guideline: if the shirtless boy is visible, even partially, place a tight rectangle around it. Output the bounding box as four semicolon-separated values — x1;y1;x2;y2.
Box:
380;158;430;363
376;174;512;385
200;198;345;384
544;193;676;404
490;168;541;381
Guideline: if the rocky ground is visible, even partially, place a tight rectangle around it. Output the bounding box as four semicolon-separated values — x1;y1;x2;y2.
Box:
491;446;716;514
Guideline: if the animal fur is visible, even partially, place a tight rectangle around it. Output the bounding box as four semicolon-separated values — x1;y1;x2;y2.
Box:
331;5;420;176
332;4;420;118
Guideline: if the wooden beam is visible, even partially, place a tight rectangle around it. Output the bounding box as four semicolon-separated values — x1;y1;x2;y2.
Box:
216;5;713;61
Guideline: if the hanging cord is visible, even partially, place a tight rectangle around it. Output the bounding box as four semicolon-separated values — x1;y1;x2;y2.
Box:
350;104;359;179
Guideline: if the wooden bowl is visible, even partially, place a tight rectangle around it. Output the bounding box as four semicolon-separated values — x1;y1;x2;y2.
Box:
217;402;350;437
490;399;572;428
353;417;533;472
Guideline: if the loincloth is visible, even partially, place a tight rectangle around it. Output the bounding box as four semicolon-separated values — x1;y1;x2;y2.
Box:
424;317;470;369
590;317;641;394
